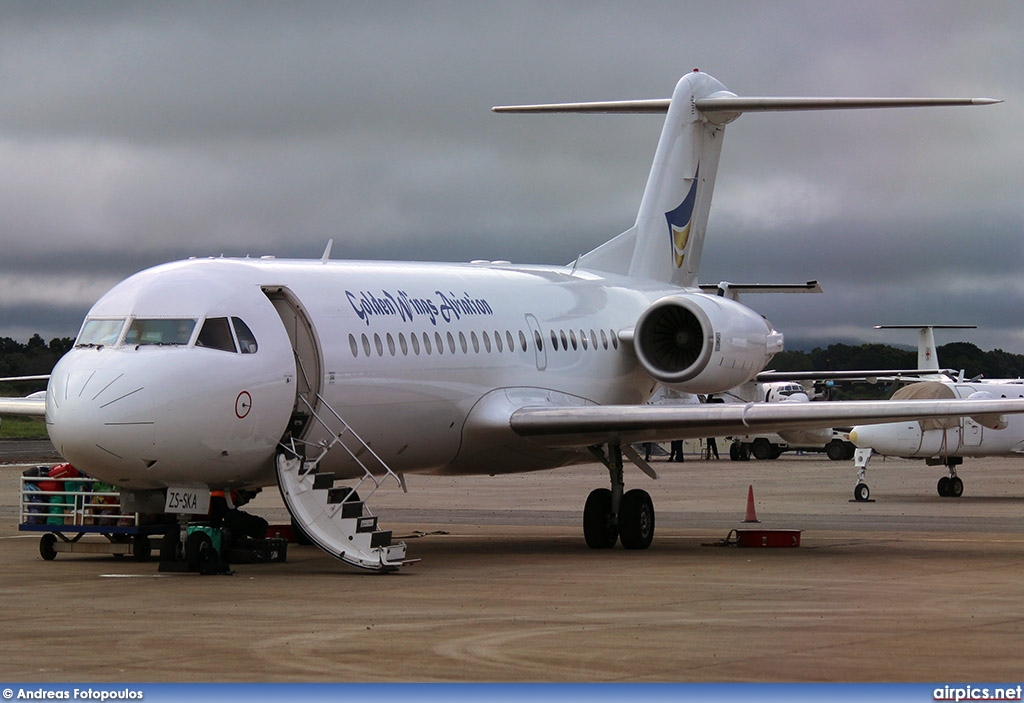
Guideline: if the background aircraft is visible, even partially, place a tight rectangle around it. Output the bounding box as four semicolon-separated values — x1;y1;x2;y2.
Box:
850;326;1024;501
1;71;1016;572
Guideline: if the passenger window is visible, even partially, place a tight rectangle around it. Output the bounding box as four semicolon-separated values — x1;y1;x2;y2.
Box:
232;317;258;354
197;317;237;352
349;334;359;357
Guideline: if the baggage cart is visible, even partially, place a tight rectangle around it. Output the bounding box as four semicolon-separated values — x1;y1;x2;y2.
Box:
19;474;173;561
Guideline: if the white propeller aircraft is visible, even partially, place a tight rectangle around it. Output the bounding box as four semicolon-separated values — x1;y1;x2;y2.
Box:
0;70;1016;571
849;325;1024;501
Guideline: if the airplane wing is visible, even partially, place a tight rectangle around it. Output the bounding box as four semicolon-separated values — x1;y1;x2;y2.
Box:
509;398;1024;447
756;369;952;382
0;396;46;418
0;376;48;418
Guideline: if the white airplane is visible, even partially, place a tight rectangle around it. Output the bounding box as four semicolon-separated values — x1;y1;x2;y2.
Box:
0;70;1016;572
849;326;1024;501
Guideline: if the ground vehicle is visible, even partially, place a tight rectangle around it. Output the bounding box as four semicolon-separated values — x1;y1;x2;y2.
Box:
728;429;856;461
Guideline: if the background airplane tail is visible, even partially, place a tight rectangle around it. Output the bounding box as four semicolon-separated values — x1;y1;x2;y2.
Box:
576;71;733;287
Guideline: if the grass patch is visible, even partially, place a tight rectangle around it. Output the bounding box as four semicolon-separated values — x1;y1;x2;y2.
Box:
0;416;49;440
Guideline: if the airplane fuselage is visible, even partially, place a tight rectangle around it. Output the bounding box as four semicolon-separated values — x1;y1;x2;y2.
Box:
850;382;1024;459
45;257;778;491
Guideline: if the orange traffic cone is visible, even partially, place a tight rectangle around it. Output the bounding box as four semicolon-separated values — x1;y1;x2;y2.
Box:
743;485;760;523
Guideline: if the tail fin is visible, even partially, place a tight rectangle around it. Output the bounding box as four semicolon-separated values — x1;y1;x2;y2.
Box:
556;70;735;287
874;324;977;371
494;73;999;287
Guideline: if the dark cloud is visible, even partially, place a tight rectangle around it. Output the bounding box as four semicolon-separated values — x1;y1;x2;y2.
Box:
1;1;1022;353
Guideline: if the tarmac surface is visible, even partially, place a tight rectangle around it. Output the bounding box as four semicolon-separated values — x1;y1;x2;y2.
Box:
2;440;1024;682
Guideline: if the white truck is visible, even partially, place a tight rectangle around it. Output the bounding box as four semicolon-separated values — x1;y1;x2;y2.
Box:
728;428;856;461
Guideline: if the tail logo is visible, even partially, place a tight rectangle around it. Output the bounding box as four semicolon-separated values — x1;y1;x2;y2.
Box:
666;168;699;269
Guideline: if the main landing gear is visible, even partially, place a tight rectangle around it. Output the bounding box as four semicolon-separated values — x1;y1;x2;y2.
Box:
853;447;966;501
929;456;964;497
583;442;655;550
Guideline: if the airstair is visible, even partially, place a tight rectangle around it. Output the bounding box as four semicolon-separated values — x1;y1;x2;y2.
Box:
276;394;412;572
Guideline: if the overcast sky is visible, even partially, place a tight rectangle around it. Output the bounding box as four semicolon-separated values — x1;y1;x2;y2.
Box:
1;1;1022;356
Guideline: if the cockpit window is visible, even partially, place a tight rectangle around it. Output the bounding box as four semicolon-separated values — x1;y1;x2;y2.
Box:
76;318;125;347
232;317;258;354
197;317;237;352
125;318;196;346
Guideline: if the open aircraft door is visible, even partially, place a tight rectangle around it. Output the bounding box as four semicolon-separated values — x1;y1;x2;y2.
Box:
263;286;323;442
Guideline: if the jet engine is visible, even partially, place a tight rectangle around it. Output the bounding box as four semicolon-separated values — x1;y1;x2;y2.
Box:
632;294;782;394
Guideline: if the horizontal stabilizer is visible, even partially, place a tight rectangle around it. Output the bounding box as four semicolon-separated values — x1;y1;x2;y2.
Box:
494;96;1001;115
699;281;821;298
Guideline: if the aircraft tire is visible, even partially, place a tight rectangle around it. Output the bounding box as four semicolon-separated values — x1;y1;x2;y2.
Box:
619;489;655;550
39;533;58;561
185;531;214;572
937;476;951;497
583;488;618;549
948;477;964;497
160;531;183;562
854;483;870;502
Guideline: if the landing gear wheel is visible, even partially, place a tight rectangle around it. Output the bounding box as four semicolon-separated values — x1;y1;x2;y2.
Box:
133;535;152;562
854;483;870;502
39;533;58;561
160;531;183;562
937;476;951;497
619;489;655;550
948;476;964;497
583;488;618;549
185;531;218;573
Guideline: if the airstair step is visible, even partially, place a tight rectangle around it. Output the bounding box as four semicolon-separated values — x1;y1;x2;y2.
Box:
356;515;378;533
312;472;336;490
370;530;392;549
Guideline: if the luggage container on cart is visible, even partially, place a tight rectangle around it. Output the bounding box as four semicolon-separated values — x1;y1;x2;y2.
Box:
19;467;173;561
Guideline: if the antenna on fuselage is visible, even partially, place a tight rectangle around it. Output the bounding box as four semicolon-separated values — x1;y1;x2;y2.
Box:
321;239;334;263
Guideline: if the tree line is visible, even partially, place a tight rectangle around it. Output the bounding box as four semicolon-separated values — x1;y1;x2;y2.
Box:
1;335;74;393
770;341;1024;379
3;334;1023;395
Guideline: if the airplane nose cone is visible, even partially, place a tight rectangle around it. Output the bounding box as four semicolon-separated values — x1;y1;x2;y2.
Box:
47;346;294;490
47;351;156;485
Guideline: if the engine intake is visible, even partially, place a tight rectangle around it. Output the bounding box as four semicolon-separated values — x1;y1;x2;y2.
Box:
633;294;782;393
